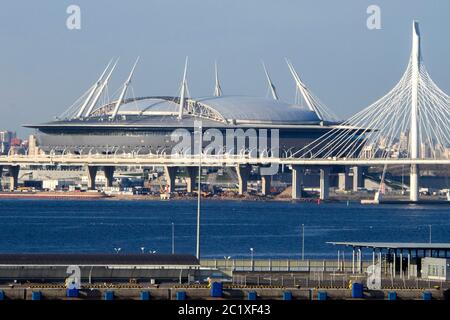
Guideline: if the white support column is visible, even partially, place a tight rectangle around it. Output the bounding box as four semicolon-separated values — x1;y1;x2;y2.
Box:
393;251;396;279
400;251;403;278
358;248;362;273
407;251;411;279
372;249;376;267
410;164;419;202
352;249;355;274
291;165;303;199
319;167;330;200
410;21;421;202
0;165;3;191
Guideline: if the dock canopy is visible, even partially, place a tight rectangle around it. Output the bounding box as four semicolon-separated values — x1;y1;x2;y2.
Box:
327;242;450;251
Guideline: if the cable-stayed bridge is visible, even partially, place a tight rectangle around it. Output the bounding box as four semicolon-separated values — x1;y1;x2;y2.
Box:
0;21;449;202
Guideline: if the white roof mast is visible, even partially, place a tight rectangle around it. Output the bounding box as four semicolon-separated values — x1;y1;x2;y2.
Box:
261;61;278;100
213;61;222;97
286;59;324;121
75;59;112;118
111;57;140;120
178;57;188;119
85;59;119;117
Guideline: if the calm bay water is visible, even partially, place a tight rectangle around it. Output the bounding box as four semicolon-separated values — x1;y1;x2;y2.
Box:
0;199;448;259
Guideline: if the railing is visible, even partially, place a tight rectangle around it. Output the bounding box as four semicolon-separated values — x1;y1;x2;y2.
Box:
200;259;371;273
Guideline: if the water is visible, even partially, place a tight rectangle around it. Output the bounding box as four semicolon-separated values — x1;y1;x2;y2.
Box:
0;199;448;259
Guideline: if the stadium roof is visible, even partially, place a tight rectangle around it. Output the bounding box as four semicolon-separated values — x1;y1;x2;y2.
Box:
28;95;333;130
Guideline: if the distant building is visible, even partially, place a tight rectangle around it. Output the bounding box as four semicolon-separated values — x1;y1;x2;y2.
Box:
399;131;409;152
0;130;17;155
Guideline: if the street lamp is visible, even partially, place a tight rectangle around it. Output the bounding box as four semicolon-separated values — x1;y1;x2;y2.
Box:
172;222;175;254
224;256;231;270
149;250;157;254
301;224;305;260
114;247;121;254
140;247;145;254
250;248;254;271
428;224;432;243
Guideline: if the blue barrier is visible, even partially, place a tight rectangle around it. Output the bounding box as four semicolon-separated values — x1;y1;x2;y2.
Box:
423;291;432;300
387;291;397;300
317;291;327;300
283;291;292;300
66;288;79;298
31;291;41;301
140;291;151;300
104;291;114;301
351;283;364;298
247;291;257;300
176;291;186;300
210;282;223;298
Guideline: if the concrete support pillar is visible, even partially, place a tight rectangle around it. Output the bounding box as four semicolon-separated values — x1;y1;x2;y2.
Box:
185;167;197;193
103;166;115;187
319;167;330;200
164;166;177;193
87;166;98;190
338;167;352;191
8;165;20;191
261;175;271;196
236;164;251;195
291;165;303;199
410;164;419;202
352;166;364;192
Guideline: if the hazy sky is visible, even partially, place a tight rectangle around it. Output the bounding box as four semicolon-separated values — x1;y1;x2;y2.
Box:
1;0;449;136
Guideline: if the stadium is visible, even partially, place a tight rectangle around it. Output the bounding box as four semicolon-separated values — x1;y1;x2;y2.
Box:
25;59;350;157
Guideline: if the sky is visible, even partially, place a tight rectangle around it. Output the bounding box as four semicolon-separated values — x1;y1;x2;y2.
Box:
0;0;449;136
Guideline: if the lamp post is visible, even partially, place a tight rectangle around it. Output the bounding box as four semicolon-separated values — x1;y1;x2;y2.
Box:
301;224;305;260
196;122;202;260
250;248;254;271
224;256;231;270
140;247;145;254
429;224;432;243
114;248;121;254
172;222;175;254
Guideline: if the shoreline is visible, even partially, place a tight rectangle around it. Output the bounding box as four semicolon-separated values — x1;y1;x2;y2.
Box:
0;191;449;204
